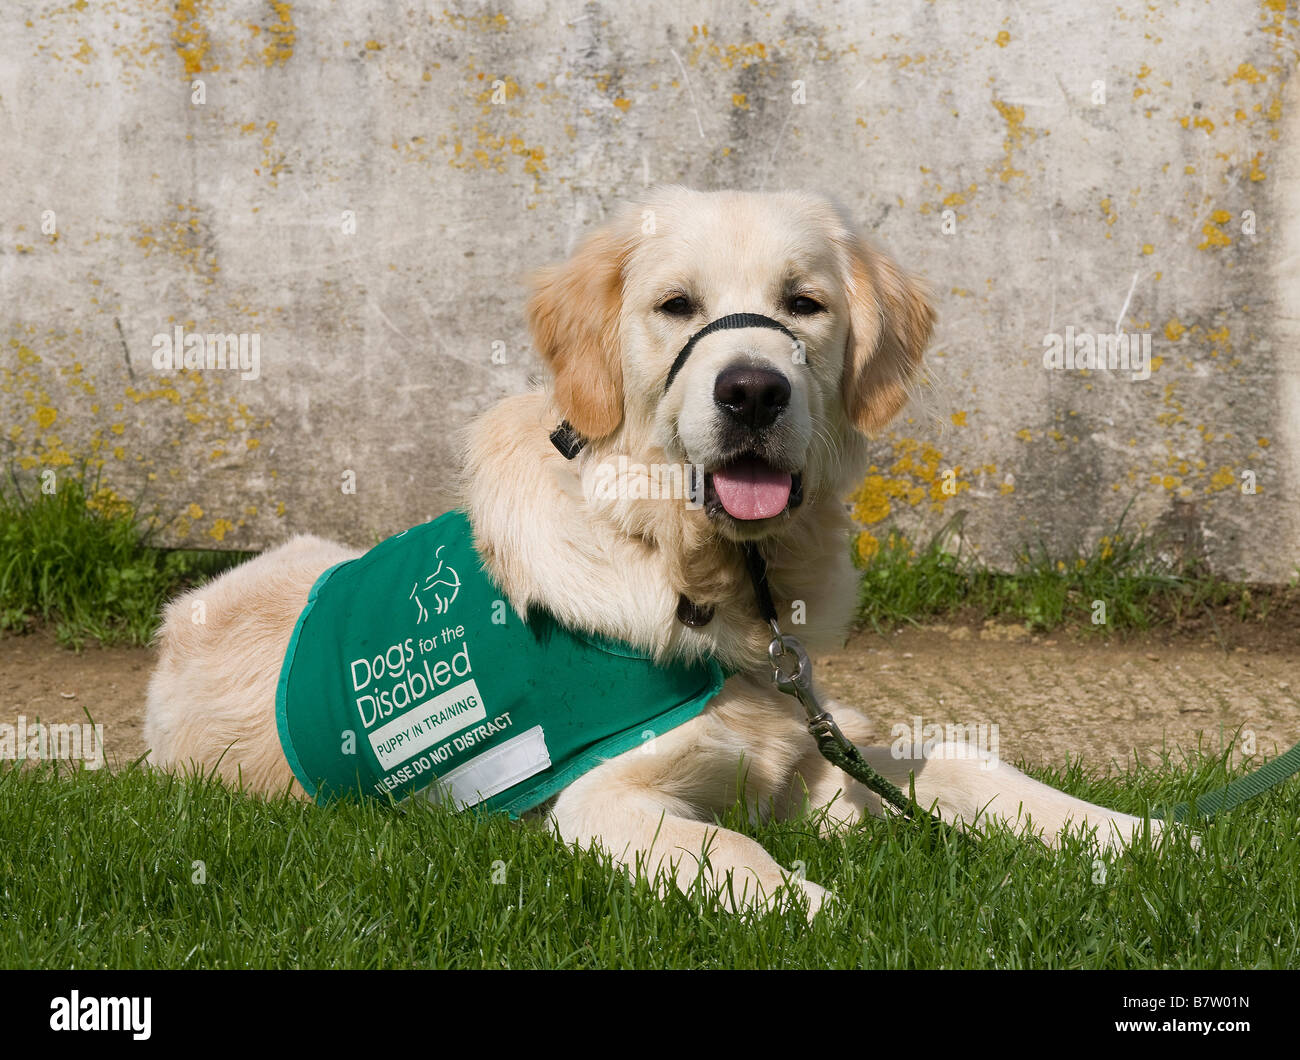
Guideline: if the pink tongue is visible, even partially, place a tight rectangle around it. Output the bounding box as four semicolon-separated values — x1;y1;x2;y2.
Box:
711;459;793;520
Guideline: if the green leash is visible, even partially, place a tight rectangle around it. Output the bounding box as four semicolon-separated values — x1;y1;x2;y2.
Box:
1154;740;1300;823
810;724;916;816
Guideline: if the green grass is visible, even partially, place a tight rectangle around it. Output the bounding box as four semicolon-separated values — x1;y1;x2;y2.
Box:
1;748;1296;969
853;510;1292;635
0;468;249;647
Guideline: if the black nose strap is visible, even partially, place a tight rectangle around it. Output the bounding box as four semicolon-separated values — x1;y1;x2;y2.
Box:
663;312;800;392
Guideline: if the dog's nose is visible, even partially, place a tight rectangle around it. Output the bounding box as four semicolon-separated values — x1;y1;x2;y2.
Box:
713;366;791;429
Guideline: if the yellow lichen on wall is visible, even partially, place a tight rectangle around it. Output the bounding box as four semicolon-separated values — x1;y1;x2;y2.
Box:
475;75;522;106
991;99;1037;183
1178;114;1216;135
447;124;548;180
686;25;770;69
442;11;510;32
848;439;972;547
1207;466;1238;492
258;121;285;183
132;201;223;281
1230;61;1266;84
172;0;213;76
262;1;295;67
1197;209;1234;249
1134;63;1153;100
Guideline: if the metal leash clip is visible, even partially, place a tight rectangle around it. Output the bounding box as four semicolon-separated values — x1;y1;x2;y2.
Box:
766;619;852;752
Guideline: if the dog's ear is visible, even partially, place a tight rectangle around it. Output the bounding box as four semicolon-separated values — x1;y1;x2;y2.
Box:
841;237;935;434
526;224;628;439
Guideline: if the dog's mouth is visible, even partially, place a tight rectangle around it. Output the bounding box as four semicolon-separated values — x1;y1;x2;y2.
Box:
703;455;804;522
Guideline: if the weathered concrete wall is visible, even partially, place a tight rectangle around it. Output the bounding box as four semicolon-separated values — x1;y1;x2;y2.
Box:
2;0;1297;579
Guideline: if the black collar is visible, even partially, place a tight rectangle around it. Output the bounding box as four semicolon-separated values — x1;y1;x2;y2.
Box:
549;420;586;459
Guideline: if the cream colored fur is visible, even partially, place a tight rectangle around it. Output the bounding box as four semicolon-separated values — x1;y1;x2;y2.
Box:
145;187;1162;917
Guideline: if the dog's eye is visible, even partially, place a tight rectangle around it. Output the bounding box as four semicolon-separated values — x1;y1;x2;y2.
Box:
657;296;695;317
788;296;824;316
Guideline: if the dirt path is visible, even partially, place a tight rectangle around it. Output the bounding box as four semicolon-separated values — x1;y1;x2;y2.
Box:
4;623;1299;774
4;632;154;769
817;624;1300;772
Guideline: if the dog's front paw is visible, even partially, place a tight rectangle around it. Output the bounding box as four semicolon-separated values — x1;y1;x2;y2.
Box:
795;878;835;919
728;874;833;921
1096;813;1200;854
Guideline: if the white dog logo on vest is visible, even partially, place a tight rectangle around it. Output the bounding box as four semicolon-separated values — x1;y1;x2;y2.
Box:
408;544;461;621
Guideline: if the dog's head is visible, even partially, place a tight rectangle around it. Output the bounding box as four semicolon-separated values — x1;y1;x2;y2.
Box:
527;186;934;543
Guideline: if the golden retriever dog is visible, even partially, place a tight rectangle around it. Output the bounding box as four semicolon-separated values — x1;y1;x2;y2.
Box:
145;186;1161;915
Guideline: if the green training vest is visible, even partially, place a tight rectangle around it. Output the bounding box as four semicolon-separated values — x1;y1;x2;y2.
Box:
275;510;724;817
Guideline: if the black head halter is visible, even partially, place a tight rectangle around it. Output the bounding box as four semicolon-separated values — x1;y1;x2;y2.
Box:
549;312;804;460
663;312;801;392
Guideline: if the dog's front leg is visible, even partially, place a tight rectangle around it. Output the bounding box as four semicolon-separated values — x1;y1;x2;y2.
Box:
787;709;1162;851
547;771;827;917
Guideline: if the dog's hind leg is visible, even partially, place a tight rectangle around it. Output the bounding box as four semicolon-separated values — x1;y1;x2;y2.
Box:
143;534;359;796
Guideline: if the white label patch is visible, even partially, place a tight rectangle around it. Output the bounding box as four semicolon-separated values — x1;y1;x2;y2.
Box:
420;725;551;810
368;679;485;769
